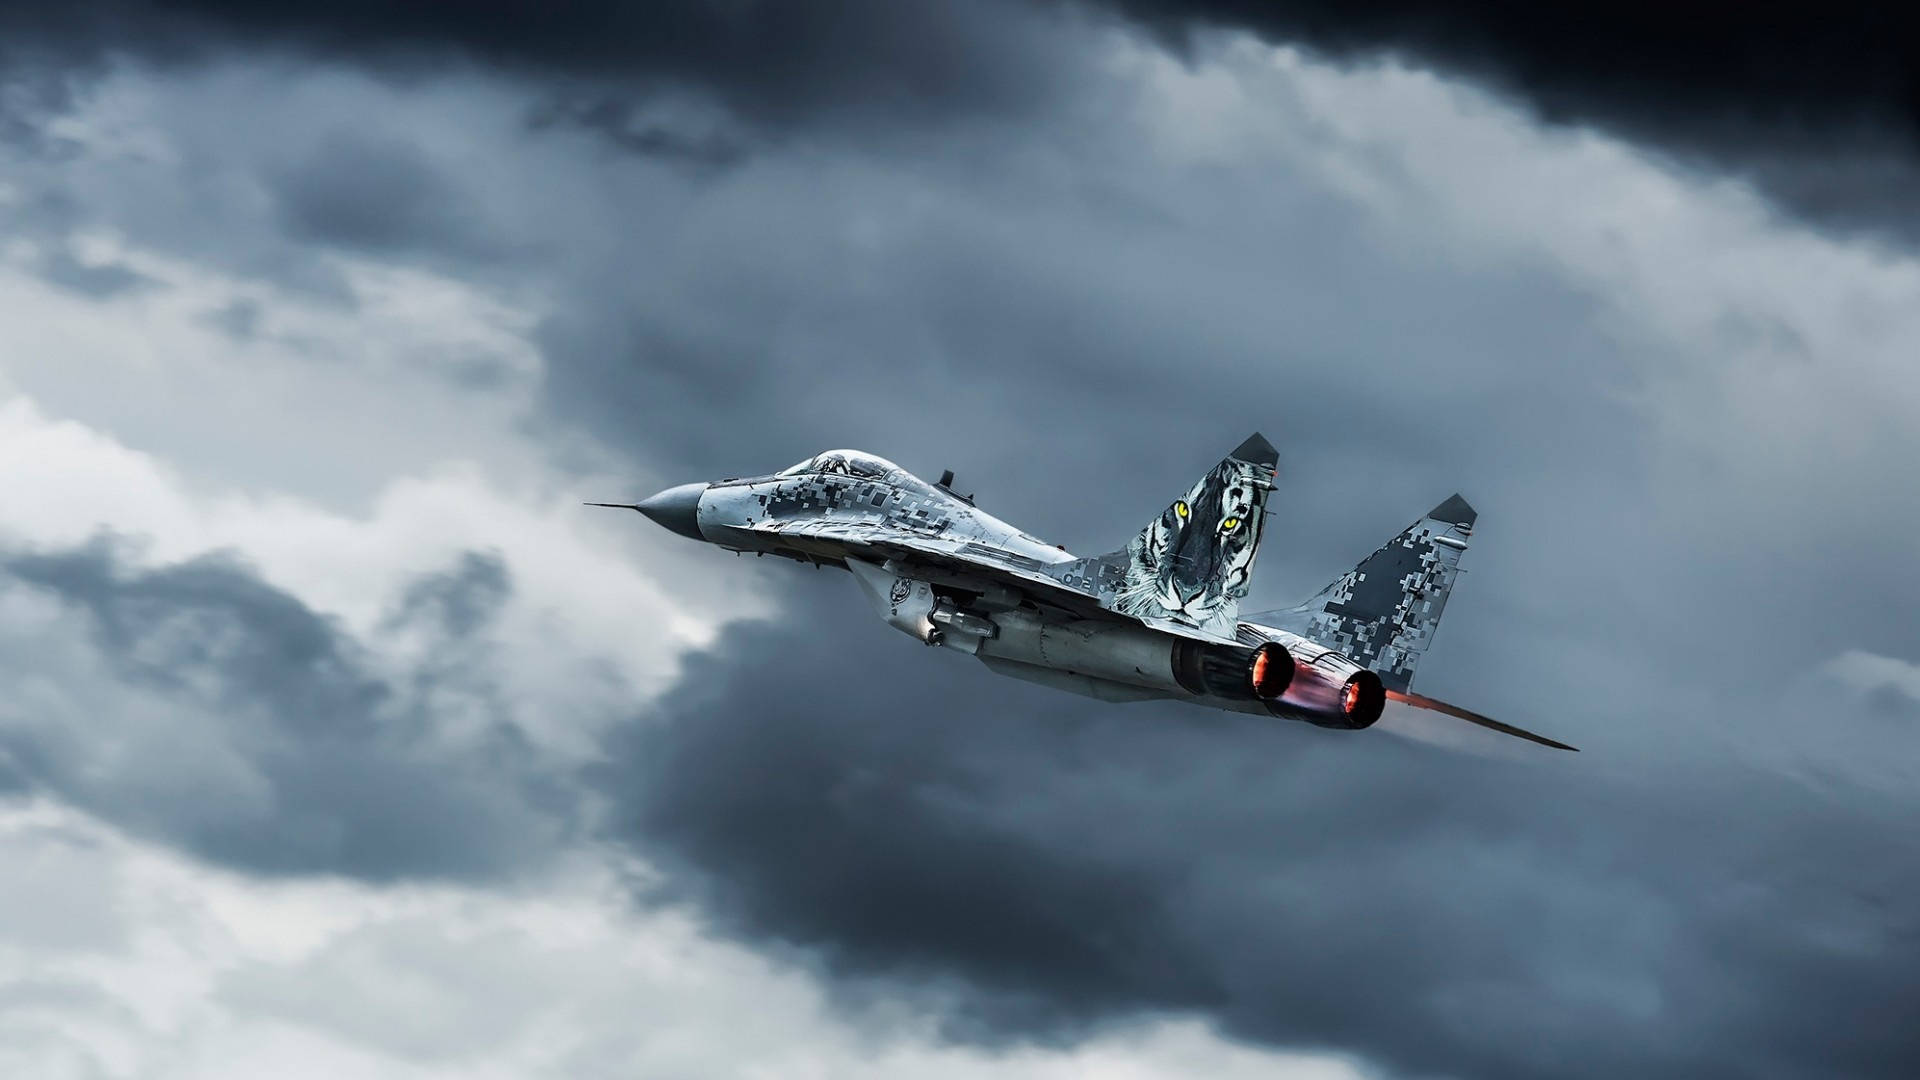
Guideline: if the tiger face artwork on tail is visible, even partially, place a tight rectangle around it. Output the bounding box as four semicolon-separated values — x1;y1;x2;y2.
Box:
1113;454;1269;626
1041;433;1278;637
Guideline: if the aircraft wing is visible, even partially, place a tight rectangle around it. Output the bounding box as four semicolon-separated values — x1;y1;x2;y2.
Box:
738;517;1241;644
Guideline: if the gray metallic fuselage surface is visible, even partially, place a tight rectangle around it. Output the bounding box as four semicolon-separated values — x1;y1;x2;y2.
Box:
599;440;1575;750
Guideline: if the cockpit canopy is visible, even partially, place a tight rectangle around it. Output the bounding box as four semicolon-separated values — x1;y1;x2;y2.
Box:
772;449;943;495
775;450;900;481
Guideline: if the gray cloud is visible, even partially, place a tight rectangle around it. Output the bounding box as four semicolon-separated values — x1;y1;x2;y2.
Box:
0;58;86;153
202;297;262;340
0;17;1916;1080
531;143;1631;561
524;96;750;169
1103;2;1920;246
268;130;505;261
5;2;1919;241
602;576;1920;1079
386;550;513;641
0;540;575;882
35;245;156;299
529;84;1920;1068
0;1;1093;142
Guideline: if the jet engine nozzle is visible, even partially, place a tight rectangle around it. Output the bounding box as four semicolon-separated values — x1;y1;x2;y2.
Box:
1261;644;1385;729
1274;668;1382;726
1249;641;1294;700
1327;671;1385;729
1172;639;1294;701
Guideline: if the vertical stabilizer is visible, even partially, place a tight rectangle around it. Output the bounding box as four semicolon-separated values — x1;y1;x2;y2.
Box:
1050;433;1279;637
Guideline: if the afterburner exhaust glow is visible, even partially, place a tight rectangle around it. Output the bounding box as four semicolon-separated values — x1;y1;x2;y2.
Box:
1250;642;1291;700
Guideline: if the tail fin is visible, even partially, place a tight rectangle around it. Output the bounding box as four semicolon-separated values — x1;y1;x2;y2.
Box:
1052;433;1279;636
1257;495;1476;691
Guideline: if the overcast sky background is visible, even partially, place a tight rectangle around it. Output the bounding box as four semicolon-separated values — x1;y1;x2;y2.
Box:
0;3;1916;1078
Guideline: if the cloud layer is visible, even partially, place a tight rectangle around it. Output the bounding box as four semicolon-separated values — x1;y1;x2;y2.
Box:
0;541;573;881
610;579;1920;1080
1114;2;1920;232
0;7;1917;1079
7;1;1918;238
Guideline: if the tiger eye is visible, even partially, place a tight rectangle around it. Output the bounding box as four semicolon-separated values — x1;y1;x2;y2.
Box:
1221;517;1240;531
1174;501;1189;519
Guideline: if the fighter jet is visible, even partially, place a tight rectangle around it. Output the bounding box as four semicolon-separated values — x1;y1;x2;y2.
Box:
596;434;1575;750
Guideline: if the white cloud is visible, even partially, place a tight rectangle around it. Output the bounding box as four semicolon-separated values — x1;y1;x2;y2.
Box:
0;390;733;756
1825;650;1920;704
0;801;1373;1080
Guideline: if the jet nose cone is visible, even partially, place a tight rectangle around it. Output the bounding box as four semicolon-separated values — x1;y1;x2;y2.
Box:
636;482;707;540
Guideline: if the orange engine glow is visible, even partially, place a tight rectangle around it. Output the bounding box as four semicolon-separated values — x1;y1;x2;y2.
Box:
1342;678;1363;714
1248;641;1292;699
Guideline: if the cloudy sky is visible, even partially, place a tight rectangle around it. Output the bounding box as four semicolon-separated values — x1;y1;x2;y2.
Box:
1;3;1916;1077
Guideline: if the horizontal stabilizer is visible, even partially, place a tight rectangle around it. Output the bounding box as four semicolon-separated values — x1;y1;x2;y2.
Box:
1386;689;1578;751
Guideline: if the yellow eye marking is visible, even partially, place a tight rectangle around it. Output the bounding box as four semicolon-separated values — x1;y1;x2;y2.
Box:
1174;501;1189;519
1221;517;1240;531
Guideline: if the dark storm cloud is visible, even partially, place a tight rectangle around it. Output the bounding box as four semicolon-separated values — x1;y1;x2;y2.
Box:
0;1;1087;137
0;7;1914;1076
529;137;1658;610
1113;2;1919;136
267;130;504;260
12;1;1915;147
386;550;513;640
1102;1;1920;240
0;540;574;882
603;575;1920;1079
533;115;1919;1069
7;1;1920;239
524;97;749;169
545;47;1920;1070
533;114;1920;751
0;60;85;152
35;246;155;299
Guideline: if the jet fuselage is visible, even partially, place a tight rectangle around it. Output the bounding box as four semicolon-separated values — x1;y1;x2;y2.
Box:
608;447;1382;732
600;441;1574;750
